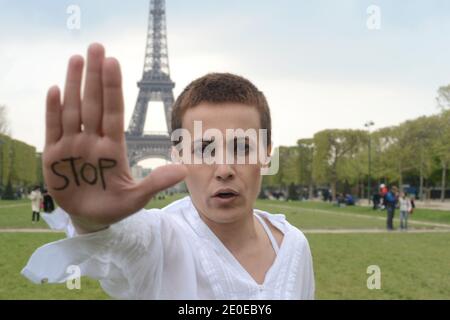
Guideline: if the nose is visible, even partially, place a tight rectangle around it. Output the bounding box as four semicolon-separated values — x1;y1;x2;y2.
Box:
214;164;235;181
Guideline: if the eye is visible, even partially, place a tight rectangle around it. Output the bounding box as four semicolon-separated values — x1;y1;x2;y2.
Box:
205;144;216;157
193;146;202;157
234;143;251;154
193;141;215;157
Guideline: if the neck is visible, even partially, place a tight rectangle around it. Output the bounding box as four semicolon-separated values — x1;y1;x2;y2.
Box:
199;209;259;252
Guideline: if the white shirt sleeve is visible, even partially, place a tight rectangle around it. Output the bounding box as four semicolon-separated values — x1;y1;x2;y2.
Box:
21;208;168;299
40;207;76;237
299;236;315;300
288;227;315;300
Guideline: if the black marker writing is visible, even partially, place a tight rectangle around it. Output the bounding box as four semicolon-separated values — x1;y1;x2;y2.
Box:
80;162;98;185
61;157;82;186
50;157;117;191
99;158;117;190
51;161;70;191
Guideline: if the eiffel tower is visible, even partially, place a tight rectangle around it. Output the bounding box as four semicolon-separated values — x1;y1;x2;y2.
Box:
126;0;174;167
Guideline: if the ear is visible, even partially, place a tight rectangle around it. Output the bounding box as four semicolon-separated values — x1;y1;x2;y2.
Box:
267;141;272;157
260;142;273;170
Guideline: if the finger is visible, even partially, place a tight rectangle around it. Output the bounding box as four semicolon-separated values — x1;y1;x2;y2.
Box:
102;57;124;142
137;164;188;199
46;86;62;145
82;43;105;135
62;55;84;135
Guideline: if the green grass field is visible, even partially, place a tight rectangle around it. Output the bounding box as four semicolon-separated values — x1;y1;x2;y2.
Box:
1;195;449;299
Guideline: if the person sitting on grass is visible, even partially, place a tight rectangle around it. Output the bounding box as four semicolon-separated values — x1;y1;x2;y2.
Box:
22;43;315;300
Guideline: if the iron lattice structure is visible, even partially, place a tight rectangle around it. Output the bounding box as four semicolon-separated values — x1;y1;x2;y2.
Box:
126;0;175;167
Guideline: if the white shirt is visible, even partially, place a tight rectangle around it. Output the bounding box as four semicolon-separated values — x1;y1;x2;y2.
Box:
21;196;315;300
28;190;42;212
399;198;412;212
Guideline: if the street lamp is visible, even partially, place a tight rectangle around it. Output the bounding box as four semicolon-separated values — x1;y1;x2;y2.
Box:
364;121;375;204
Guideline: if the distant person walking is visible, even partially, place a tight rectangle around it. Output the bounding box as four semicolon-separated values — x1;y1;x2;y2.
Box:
372;192;381;210
398;192;412;230
384;186;398;230
41;189;62;229
379;184;388;210
410;196;416;214
42;189;55;213
28;186;42;224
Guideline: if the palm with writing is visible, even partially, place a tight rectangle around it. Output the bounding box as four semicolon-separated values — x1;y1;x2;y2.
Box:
44;44;186;233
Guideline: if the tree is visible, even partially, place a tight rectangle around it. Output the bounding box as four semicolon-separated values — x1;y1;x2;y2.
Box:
287;182;298;201
0;134;12;188
2;180;15;200
436;85;450;110
36;153;44;188
258;187;268;199
404;116;439;200
433;110;450;201
1;132;41;192
391;122;420;188
0;105;10;135
262;146;298;191
312;129;366;200
338;138;368;198
370;124;416;189
10;139;38;188
0;106;11;191
297;139;315;199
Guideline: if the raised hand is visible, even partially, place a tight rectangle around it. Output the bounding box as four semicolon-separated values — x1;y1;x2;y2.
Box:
44;43;187;233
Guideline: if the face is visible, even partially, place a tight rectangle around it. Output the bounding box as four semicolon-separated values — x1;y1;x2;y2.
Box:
179;102;271;224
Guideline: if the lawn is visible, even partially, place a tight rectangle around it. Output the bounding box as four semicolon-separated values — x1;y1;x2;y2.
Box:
1;195;449;299
257;199;450;225
0;232;109;300
0;200;48;229
255;199;450;230
309;233;450;299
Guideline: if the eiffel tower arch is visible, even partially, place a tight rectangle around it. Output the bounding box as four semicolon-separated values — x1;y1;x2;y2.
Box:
126;0;174;167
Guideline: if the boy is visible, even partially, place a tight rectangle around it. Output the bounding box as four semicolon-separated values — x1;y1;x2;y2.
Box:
22;43;314;299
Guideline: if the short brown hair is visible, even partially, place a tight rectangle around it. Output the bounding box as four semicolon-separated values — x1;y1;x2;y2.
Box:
171;73;271;146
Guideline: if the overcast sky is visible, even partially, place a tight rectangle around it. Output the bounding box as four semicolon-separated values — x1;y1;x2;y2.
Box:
1;0;450;167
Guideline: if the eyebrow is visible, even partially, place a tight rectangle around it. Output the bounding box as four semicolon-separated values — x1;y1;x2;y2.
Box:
191;137;251;146
191;139;215;147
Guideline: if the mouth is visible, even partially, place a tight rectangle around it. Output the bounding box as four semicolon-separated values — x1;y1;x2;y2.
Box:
212;188;239;200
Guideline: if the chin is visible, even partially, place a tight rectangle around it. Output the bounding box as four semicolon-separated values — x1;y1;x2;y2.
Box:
204;198;249;223
207;208;243;224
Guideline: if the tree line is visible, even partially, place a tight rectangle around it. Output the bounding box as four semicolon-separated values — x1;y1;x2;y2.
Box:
263;108;450;202
0;133;44;198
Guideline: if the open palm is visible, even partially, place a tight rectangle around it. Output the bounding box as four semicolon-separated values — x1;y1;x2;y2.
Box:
43;43;186;232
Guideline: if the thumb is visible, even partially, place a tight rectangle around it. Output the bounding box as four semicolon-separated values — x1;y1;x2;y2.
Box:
136;163;188;199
